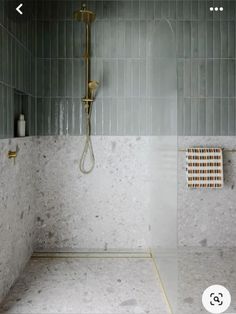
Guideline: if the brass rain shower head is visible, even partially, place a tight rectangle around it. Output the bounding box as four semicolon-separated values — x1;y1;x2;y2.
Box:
74;3;96;24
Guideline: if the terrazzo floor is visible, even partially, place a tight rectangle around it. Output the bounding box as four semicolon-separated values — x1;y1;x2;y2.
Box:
157;248;236;314
0;257;169;314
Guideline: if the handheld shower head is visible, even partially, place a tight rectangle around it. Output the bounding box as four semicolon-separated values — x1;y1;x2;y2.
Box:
89;80;99;91
89;80;99;98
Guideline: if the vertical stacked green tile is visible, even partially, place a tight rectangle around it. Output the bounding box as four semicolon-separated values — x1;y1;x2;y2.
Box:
176;0;236;135
0;0;36;138
34;0;236;136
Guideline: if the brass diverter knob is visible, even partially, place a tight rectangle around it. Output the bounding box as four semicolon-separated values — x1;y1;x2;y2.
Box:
8;151;17;159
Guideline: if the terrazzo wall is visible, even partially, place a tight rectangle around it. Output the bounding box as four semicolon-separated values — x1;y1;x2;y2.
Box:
0;138;36;304
34;136;152;251
33;135;236;250
1;135;236;303
178;136;236;247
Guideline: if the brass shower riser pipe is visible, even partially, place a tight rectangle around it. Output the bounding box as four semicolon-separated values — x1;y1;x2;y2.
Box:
85;23;91;102
74;4;98;174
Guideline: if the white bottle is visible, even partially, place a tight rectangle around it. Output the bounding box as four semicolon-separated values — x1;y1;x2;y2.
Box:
17;114;26;137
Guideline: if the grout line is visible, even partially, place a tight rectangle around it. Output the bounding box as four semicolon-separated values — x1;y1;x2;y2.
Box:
34;18;235;22
150;252;173;314
212;0;215;136
0;22;33;56
0;80;34;97
36;57;236;61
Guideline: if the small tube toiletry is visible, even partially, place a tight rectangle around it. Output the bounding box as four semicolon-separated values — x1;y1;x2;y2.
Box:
17;114;26;137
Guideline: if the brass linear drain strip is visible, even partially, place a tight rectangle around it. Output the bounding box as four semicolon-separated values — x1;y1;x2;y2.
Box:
150;252;174;314
32;251;152;259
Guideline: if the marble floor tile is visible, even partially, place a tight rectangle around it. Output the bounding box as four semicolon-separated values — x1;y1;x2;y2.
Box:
0;257;169;314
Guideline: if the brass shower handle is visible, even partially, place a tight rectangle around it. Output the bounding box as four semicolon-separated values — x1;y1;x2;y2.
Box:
8;151;17;159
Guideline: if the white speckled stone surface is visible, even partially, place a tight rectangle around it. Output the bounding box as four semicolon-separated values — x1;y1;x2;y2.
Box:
2;134;236;312
1;135;177;304
34;136;154;251
0;138;36;304
178;136;236;247
176;248;236;314
32;135;236;249
0;257;169;314
154;248;236;314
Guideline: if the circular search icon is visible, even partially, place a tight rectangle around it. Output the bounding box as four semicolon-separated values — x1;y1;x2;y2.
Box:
202;285;231;313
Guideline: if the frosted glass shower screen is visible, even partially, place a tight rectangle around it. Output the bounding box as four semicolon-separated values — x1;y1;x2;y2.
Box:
148;19;178;249
148;19;178;312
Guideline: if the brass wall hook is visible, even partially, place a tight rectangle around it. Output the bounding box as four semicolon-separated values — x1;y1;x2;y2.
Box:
8;150;17;159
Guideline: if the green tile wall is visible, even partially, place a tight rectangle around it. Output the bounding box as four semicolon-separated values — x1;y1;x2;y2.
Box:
34;0;236;136
176;1;236;135
2;0;235;137
0;0;36;138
